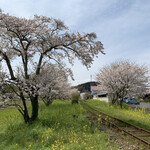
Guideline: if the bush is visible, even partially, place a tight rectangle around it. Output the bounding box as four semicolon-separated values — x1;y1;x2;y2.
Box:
71;92;79;104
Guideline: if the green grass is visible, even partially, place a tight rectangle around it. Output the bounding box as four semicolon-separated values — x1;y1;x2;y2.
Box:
0;100;118;150
86;99;150;130
145;100;150;103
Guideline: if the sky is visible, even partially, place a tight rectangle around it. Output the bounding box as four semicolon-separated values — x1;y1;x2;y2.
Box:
0;0;150;85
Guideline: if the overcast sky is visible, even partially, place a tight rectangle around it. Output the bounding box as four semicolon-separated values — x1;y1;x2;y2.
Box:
0;0;150;85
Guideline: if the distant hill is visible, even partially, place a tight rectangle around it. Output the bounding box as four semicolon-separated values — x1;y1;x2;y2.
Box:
75;81;99;93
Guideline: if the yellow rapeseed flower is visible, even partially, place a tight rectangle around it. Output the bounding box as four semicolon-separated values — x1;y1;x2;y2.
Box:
28;144;31;148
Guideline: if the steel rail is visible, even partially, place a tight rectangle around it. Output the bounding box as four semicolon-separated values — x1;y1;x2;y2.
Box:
81;102;150;148
81;102;150;133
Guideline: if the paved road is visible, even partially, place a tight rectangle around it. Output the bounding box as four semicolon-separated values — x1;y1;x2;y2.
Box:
129;102;150;111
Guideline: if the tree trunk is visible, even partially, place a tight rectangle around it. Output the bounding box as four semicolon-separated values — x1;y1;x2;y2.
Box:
20;90;30;123
120;98;123;108
111;94;117;104
112;98;116;104
24;108;30;123
43;98;53;106
22;100;30;123
30;95;39;121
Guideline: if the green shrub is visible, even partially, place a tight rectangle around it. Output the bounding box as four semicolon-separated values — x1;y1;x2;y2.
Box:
71;92;79;104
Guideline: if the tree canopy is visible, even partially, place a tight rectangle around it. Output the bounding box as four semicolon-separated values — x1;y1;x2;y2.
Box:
0;9;104;122
96;61;149;107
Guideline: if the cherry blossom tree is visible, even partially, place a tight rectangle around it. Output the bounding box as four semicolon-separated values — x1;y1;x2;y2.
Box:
0;9;104;122
39;63;73;106
96;61;149;108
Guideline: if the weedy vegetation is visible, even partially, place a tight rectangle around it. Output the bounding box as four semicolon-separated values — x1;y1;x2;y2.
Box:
86;99;150;130
0;100;118;150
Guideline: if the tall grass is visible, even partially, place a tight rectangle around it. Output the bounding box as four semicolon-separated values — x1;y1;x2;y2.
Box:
86;99;150;130
0;100;118;150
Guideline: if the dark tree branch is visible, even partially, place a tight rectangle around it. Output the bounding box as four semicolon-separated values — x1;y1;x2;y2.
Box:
7;84;20;97
5;103;24;117
2;53;16;80
36;53;43;75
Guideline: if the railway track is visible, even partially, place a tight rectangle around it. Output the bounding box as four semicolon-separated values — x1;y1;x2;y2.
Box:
81;102;150;149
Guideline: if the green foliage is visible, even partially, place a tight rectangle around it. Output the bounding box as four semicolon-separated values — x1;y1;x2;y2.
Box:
71;92;79;104
110;102;129;109
0;100;118;150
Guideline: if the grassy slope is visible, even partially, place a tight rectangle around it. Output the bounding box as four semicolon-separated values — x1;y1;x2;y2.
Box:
86;99;150;130
0;100;118;150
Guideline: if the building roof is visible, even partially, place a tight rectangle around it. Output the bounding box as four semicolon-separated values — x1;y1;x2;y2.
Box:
74;81;99;93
